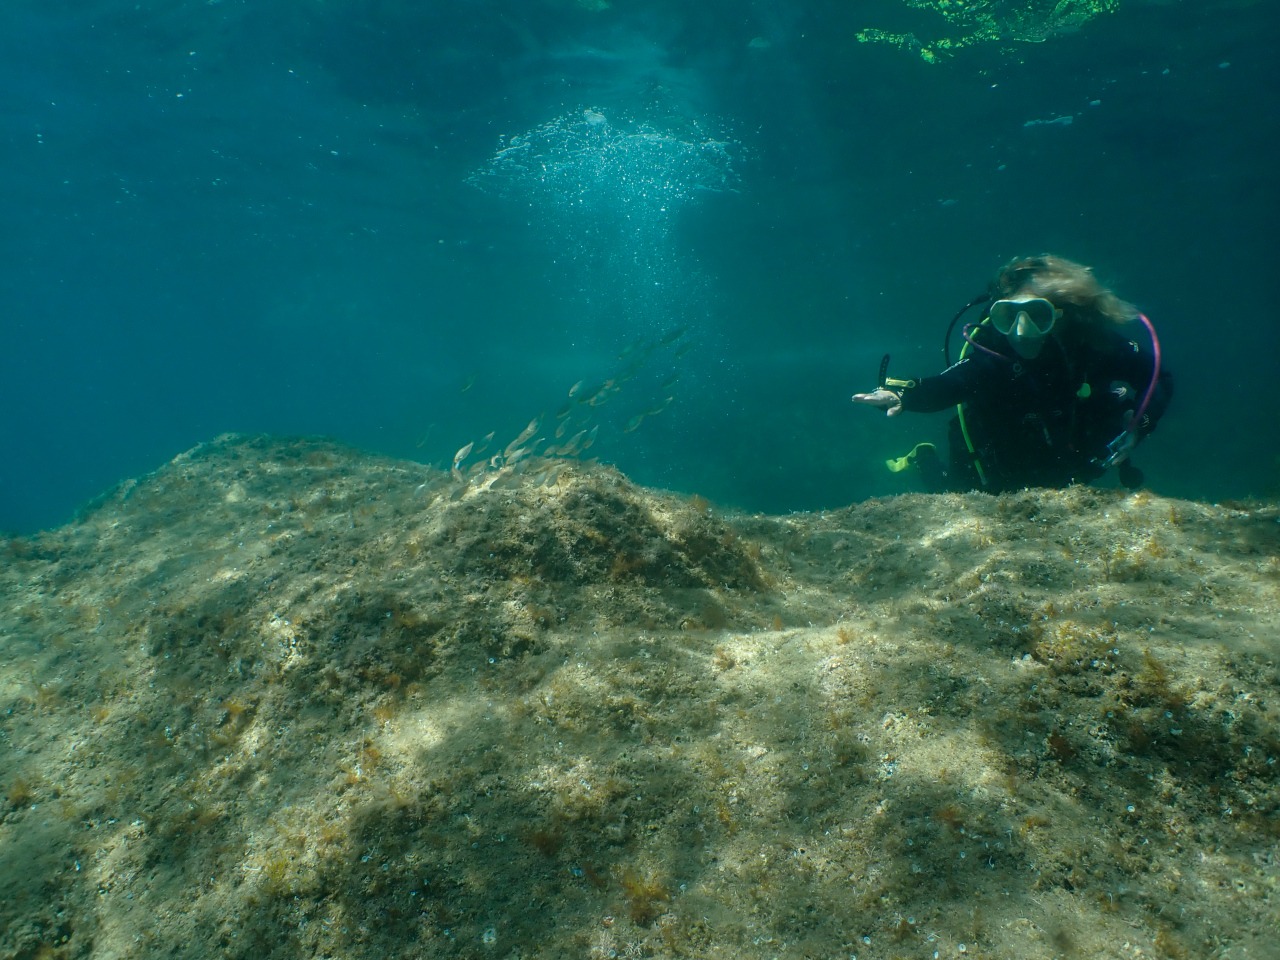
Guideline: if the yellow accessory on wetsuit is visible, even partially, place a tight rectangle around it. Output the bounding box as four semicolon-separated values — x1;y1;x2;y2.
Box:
885;442;937;473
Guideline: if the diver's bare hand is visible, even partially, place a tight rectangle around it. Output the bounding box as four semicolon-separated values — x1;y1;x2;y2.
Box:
852;388;903;417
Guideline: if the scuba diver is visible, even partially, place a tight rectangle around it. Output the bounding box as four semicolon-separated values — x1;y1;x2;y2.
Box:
852;254;1173;493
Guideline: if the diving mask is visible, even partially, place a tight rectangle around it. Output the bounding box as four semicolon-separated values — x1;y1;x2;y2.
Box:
988;297;1061;336
988;297;1061;359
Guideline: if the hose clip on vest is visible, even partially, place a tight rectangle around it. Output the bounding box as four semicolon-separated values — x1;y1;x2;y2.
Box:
1095;313;1160;472
1096;430;1136;470
877;354;916;394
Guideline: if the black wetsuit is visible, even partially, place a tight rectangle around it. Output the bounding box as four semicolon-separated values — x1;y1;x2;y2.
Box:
897;322;1173;492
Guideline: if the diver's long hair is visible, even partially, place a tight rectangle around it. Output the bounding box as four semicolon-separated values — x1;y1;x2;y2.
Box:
992;254;1137;327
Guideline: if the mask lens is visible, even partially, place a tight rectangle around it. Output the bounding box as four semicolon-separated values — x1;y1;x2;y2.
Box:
989;298;1057;336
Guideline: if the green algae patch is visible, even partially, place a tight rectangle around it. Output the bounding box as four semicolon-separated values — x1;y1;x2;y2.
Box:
1;435;1277;959
857;0;1123;62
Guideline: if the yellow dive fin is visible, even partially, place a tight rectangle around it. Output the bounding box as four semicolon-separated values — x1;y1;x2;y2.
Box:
885;442;937;473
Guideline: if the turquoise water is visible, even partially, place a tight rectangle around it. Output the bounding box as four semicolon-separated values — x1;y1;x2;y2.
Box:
1;1;1275;532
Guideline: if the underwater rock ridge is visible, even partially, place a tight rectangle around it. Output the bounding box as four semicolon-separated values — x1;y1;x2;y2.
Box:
1;434;1277;960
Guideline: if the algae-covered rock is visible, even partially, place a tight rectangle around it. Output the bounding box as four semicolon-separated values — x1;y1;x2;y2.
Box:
1;435;1277;959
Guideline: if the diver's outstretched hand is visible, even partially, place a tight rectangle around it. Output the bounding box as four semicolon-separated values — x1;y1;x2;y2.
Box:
852;387;903;417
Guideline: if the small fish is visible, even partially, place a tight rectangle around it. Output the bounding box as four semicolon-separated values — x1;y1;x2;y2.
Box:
505;441;540;467
504;416;542;459
659;326;687;346
556;429;588;457
623;413;645;433
583;380;617;407
452;440;475;477
460;373;478;393
618;335;647;359
568;380;584;398
536;462;567;487
1023;114;1074;128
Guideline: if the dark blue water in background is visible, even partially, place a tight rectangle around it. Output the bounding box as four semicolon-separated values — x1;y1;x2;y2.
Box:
2;0;1276;533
